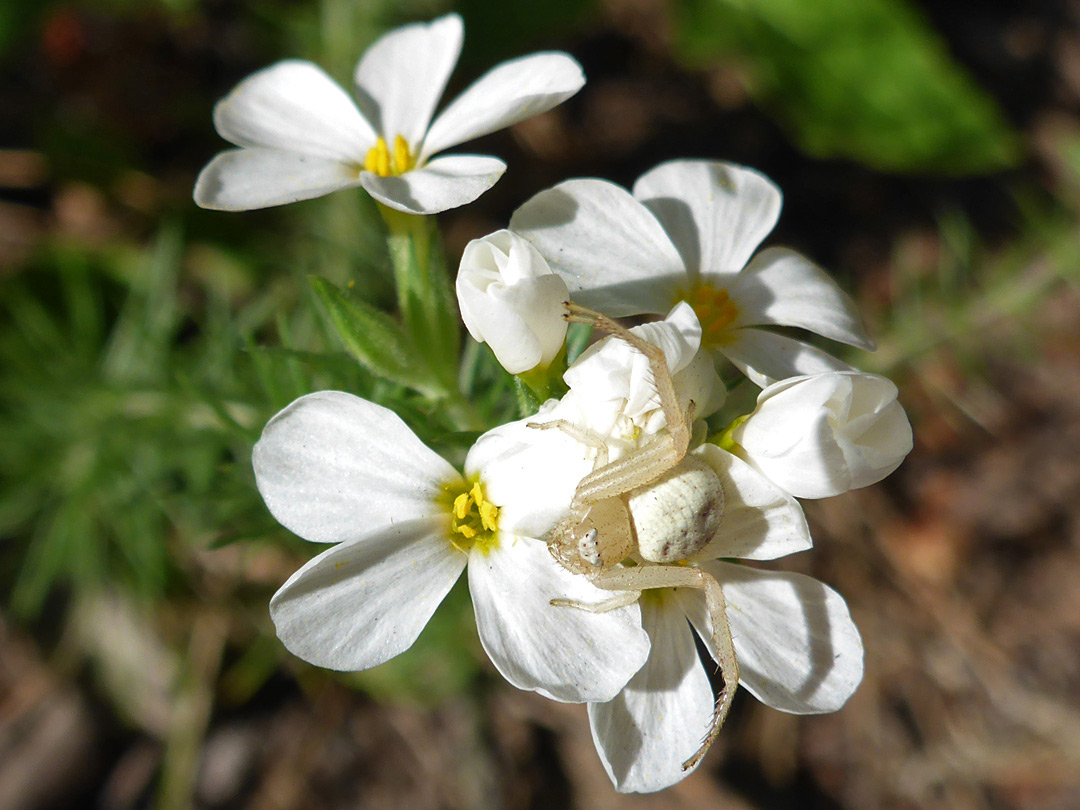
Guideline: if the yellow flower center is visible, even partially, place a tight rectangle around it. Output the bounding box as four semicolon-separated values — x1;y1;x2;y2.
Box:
680;283;740;348
363;134;416;177
441;477;500;555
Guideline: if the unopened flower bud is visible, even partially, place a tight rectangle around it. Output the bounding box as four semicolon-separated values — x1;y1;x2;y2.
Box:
456;229;570;374
729;371;912;498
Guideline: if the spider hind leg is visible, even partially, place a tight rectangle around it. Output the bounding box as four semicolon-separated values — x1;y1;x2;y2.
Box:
585;562;740;771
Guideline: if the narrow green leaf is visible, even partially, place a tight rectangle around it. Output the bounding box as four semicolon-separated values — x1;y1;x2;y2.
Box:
309;276;446;396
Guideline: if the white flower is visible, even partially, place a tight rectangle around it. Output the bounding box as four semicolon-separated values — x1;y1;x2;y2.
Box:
557;302;725;461
727;371;913;499
252;391;649;702
195;14;585;215
510;159;875;386
456;230;570;374
589;481;865;792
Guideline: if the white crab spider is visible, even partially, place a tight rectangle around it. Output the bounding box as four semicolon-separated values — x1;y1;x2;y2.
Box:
531;303;738;772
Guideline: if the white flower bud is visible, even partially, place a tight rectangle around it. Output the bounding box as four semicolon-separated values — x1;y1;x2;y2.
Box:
456;229;570;374
729;371;912;498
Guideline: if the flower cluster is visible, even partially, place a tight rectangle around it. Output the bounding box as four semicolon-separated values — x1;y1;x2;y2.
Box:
199;14;912;795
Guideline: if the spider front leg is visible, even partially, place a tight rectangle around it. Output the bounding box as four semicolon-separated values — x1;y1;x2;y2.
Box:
563;302;690;459
526;418;610;469
586;563;740;772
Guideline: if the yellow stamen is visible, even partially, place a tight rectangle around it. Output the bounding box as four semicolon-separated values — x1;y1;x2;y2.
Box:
678;283;740;348
362;134;416;177
479;501;499;532
453;492;470;520
440;476;501;555
364;136;390;175
393;135;414;173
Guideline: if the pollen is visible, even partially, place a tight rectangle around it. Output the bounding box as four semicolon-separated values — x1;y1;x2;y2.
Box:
363;134;416;177
442;476;500;554
680;283;740;348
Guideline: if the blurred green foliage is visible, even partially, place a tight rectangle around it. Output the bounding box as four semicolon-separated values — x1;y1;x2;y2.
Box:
676;0;1020;174
0;228;282;614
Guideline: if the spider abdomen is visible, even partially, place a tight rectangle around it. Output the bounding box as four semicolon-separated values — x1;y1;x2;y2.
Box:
627;454;724;563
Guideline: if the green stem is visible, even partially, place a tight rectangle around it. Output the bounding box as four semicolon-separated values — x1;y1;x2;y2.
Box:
378;205;462;391
376;204;486;432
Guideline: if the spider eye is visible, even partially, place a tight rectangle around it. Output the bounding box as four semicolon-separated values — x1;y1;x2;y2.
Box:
576;529;602;566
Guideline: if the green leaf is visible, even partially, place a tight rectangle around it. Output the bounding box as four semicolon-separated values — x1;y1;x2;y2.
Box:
308;275;446;397
676;0;1020;174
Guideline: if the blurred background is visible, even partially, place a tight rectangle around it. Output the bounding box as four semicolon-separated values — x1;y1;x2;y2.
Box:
2;0;1080;808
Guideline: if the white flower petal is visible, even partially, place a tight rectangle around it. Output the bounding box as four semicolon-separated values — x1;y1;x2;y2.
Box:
732;375;852;498
252;391;458;544
353;14;463;148
565;302;700;413
845;400;912;489
212;60;374;160
467;404;593;539
733;372;912;498
690;562;864;714
360;154;505;214
691;445;813;561
422;52;585;159
629;300;703;372
270;517;465;671
734;375;851;501
633;160;782;278
720;327;853;387
560;303;724;438
194;148;360;211
588;601;714;793
510;179;686;316
468;537;649;703
457;231;569;374
457;280;545;373
729;247;875;350
674;348;727;419
491;275;570;371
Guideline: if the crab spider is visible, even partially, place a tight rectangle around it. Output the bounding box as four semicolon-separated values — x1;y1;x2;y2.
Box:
531;303;739;772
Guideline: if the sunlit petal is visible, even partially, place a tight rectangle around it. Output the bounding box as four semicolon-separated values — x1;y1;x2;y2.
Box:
633;160;782;278
511;179;686;316
353;13;463;148
253;391;458;544
729;247;875;350
588;600;713;793
686;562;864;714
270;517;465;671
194;148;360;211
213;60;374;159
422;52;584;159
469;536;649;702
